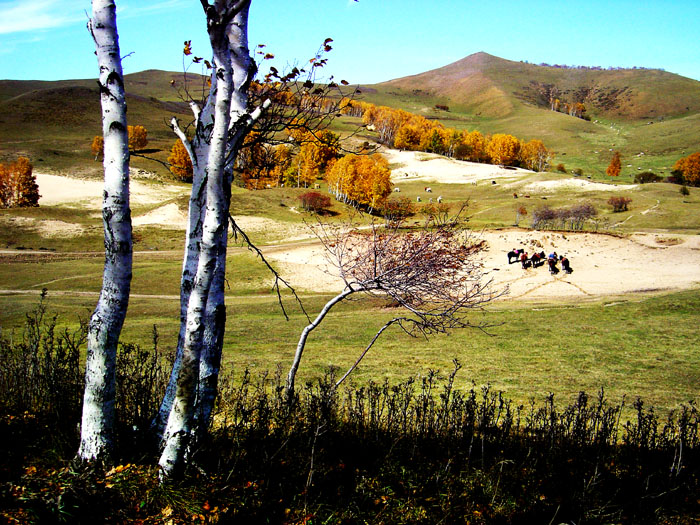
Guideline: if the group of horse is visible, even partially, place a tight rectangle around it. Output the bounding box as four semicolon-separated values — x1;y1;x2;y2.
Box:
507;248;573;274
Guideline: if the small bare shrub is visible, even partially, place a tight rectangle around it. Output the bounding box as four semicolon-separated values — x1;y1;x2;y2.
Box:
299;191;331;213
608;196;632;212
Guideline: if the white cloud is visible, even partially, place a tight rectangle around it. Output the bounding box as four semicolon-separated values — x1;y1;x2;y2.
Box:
0;0;189;36
117;0;190;19
0;0;86;35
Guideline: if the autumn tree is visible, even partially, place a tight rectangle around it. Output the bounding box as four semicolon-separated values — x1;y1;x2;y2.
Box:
394;124;423;151
291;129;340;187
381;196;414;227
673;152;700;185
127;125;148;151
91;136;104;161
326;153;392;211
299;191;331;213
286;215;501;398
0;157;40;208
456;130;487;162
608;196;632;212
168;139;193;182
78;0;133;463
606;151;622;178
486;134;521;166
519;139;552;172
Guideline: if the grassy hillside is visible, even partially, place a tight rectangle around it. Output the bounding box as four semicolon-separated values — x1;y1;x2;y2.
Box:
3;57;700;179
357;52;700;177
0;71;195;177
376;52;700;120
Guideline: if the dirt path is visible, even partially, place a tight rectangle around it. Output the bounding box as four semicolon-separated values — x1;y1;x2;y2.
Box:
21;172;700;305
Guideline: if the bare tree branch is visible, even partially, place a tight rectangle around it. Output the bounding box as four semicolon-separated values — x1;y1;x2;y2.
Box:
228;213;310;323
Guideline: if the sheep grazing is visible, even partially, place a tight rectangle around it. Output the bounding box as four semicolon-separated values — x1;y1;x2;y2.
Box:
437;196;443;203
425;187;432;193
393;187;401;192
416;196;422;202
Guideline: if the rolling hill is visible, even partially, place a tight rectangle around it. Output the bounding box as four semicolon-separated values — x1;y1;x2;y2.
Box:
375;52;700;120
359;52;700;177
0;70;194;177
2;55;700;178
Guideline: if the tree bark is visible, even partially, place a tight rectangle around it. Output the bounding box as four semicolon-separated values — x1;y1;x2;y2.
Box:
78;0;132;462
158;26;234;477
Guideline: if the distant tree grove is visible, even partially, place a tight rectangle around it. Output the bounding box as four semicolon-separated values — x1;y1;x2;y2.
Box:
340;99;554;171
0;156;40;208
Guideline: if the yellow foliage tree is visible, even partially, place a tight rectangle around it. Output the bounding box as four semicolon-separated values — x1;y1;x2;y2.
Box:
168;140;193;182
326;153;392;210
519;139;553;172
394;124;423;151
291;129;340;187
486;134;521;166
457;130;487;162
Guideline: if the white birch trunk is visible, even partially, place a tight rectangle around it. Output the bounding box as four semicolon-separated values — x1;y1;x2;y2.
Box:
78;0;132;462
158;25;234;477
153;84;216;440
195;3;254;434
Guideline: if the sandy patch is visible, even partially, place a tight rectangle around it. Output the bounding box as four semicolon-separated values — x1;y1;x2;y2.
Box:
384;148;532;185
4;216;86;238
133;203;187;228
519;179;637;193
36;173;187;208
264;229;700;302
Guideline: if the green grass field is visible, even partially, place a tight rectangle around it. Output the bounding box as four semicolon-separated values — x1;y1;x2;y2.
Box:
2;285;698;416
2;62;700;424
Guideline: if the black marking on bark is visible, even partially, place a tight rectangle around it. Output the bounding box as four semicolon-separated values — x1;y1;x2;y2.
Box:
109;121;126;133
106;70;124;89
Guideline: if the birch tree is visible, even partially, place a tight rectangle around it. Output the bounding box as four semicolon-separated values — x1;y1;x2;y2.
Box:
155;0;356;478
77;0;132;462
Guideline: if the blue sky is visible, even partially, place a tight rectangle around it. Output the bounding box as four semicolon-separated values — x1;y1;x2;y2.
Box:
1;0;699;83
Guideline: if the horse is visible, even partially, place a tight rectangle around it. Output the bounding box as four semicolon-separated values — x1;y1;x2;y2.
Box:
507;249;522;264
530;251;545;268
560;256;573;274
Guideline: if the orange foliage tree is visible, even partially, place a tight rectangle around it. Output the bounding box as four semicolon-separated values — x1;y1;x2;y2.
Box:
326;153;392;211
673;152;700;185
127;125;148;151
394;124;423;151
290;129;340;188
91;136;104;161
606;151;622;177
455;130;487;162
168;139;193;182
0;156;40;208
